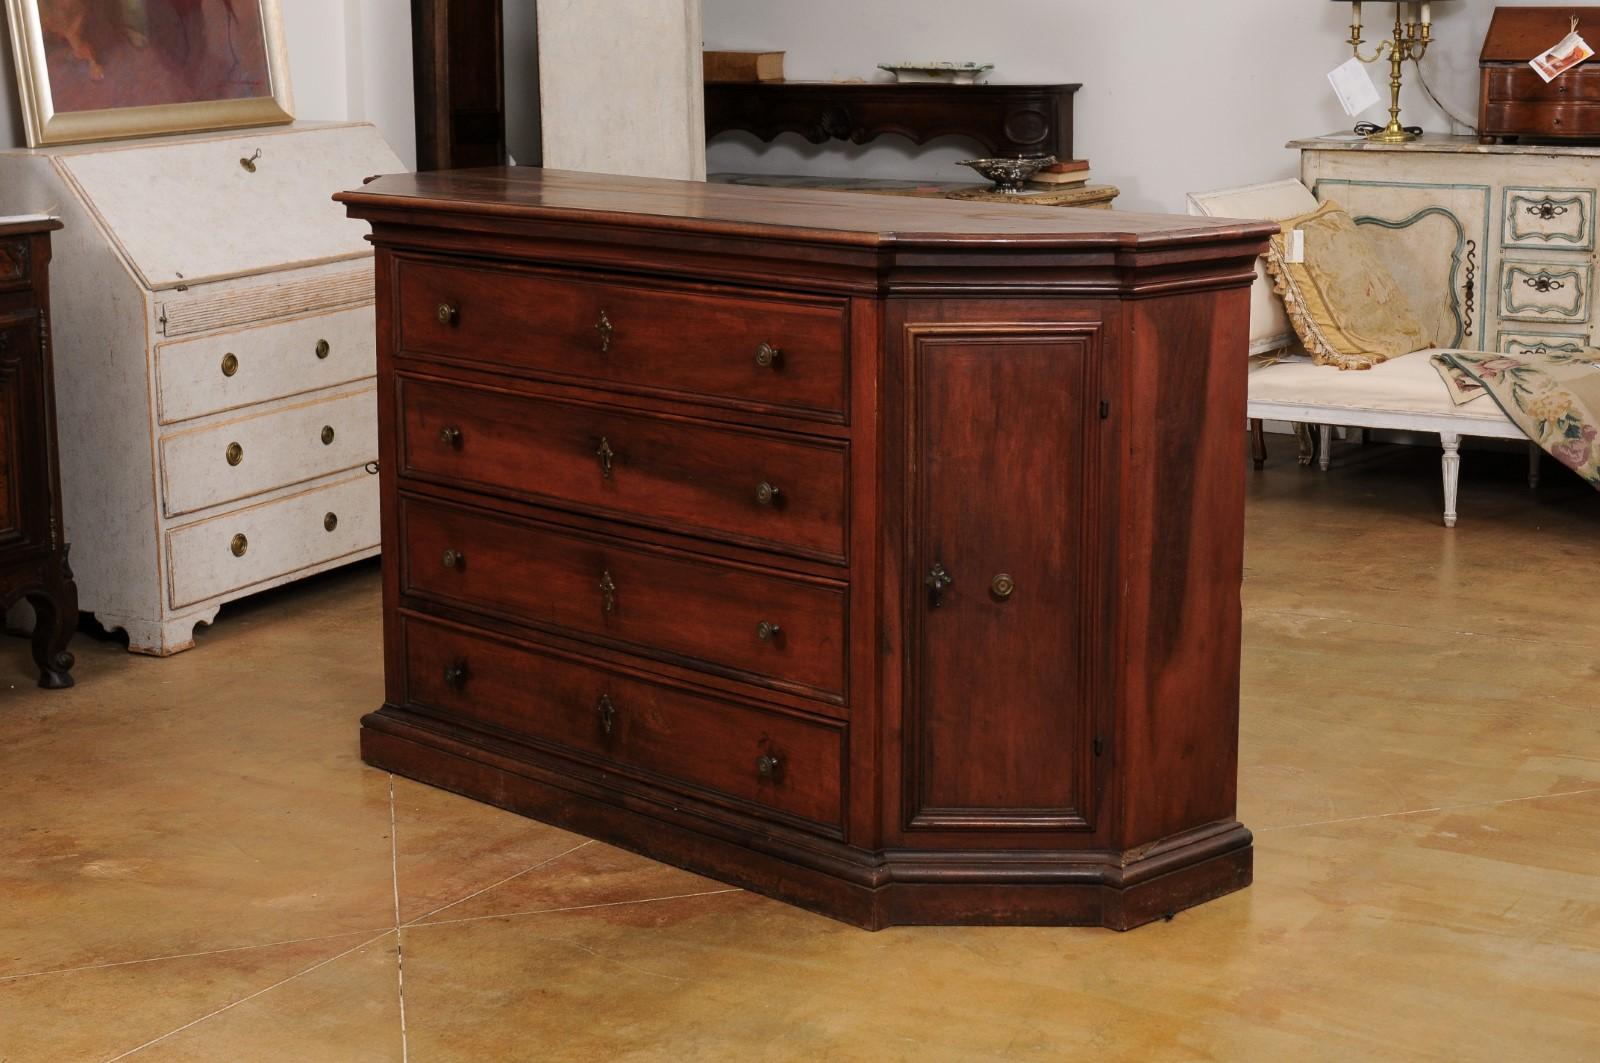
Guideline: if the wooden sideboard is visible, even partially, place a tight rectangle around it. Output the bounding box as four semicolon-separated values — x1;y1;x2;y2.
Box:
0;217;77;688
338;168;1273;930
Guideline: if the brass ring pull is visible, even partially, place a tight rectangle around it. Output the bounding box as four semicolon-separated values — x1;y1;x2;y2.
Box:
321;425;335;446
229;533;248;557
596;437;615;480
437;302;459;326
225;442;244;467
756;753;781;779
443;660;468;690
991;573;1016;600
756;620;781;641
439;426;462;448
220;352;239;377
599;570;617;613
323;512;338;532
595;309;614;352
315;339;331;360
756;481;781;506
598;694;617;736
755;342;782;369
442;549;464;570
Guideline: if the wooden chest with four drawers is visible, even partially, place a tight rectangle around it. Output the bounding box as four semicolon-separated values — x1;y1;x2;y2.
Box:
338;167;1273;929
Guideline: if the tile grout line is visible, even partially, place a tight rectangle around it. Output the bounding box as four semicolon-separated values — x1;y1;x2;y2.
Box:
389;775;410;1063
409;888;746;931
1255;784;1600;834
100;930;395;1063
1241;604;1600;653
402;839;595;928
0;928;390;985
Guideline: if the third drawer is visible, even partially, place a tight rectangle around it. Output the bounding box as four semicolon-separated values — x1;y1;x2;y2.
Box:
399;493;849;706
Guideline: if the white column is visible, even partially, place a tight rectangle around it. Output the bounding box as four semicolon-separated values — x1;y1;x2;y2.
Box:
1440;432;1461;528
537;0;706;180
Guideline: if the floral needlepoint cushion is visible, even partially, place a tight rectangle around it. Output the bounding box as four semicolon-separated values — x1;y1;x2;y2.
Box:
1265;199;1434;371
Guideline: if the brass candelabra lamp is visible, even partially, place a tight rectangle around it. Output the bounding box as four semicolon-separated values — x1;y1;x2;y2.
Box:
1338;1;1454;143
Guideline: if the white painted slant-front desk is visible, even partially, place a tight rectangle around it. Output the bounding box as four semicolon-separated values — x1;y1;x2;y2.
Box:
0;122;403;653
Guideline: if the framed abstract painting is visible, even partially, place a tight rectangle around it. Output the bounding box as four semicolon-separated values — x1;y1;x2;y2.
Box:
3;0;293;146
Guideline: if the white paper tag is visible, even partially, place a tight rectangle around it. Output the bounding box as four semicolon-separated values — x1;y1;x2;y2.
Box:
1285;229;1306;264
1531;31;1595;82
1327;57;1380;117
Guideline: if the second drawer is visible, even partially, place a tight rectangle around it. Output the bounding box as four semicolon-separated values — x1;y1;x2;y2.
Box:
399;494;848;705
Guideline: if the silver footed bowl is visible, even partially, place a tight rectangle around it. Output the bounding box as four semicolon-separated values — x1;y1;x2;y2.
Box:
957;155;1057;193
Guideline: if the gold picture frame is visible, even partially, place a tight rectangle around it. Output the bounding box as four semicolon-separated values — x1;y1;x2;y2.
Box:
3;0;294;147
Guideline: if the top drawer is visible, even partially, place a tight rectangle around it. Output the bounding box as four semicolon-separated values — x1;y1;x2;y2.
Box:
395;258;850;422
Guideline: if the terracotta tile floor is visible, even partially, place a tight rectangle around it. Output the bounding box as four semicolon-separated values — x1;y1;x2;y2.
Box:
3;441;1599;1062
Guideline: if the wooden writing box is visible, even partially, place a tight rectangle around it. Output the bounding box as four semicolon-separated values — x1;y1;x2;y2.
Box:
1480;6;1600;142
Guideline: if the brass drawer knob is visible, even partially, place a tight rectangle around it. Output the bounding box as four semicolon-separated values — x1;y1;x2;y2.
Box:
991;573;1015;600
225;441;244;466
595;309;614;352
599;570;617;613
598;693;617;736
315;339;331;360
439;426;462;448
756;752;781;779
229;533;248;557
323;512;338;532
756;620;781;642
220;352;239;377
437;302;459;326
443;660;468;690
321;425;336;446
755;342;782;369
442;549;464;570
755;481;781;506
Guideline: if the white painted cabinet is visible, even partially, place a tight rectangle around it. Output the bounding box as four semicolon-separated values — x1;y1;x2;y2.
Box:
1297;135;1600;359
0;122;403;654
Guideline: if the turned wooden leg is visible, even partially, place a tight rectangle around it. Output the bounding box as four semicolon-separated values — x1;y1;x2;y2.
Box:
1440;433;1462;529
1249;418;1267;470
1528;441;1542;489
1318;425;1333;472
25;547;78;689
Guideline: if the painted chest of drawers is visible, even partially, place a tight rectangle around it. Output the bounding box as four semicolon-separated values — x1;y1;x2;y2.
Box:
0;123;404;654
338;167;1273;930
1297;134;1600;359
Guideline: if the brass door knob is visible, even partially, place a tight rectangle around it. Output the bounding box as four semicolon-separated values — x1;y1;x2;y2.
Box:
437;302;459;326
443;661;468;690
220;352;239;377
756;620;781;641
315;339;331;360
323;512;338;532
991;573;1016;600
321;425;336;446
225;442;244;466
230;533;248;557
598;693;617;736
439;426;462;448
442;549;464;569
755;342;782;369
756;753;781;779
756;481;781;506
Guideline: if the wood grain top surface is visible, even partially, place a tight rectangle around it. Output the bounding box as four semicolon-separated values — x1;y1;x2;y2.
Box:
337;167;1276;251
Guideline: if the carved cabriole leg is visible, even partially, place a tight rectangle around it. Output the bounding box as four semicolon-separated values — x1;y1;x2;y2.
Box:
94;606;220;656
23;546;78;689
1441;432;1462;528
1318;424;1333;472
1249;418;1267;470
1294;422;1316;466
1528;441;1542;489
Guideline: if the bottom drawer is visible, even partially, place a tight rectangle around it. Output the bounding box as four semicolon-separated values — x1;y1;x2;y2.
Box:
402;613;845;832
166;473;379;608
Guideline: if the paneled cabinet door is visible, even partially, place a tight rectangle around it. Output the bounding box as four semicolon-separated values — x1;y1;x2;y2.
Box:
903;324;1104;834
1310;177;1492;351
0;312;45;550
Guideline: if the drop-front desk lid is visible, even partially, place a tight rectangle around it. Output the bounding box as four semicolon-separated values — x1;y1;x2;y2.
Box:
46;122;404;291
336;167;1277;254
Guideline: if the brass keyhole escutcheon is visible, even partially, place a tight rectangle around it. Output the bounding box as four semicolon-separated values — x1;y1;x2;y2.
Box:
755;342;782;369
756;620;781;642
229;533;248;557
225;442;244;467
437;302;459;326
321;425;335;446
599;570;617;614
925;562;953;608
756;753;781;779
595;309;614;352
315;339;331;360
756;481;781;506
220;352;239;377
598;694;617;736
442;549;464;570
323;512;338;532
596;437;615;480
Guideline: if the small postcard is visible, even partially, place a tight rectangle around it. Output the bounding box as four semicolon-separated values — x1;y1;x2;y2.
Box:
1328;57;1380;118
1531;31;1594;83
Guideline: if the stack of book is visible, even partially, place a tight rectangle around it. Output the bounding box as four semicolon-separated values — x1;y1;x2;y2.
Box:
1028;159;1093;188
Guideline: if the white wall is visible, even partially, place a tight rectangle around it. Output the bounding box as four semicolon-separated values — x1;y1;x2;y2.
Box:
703;0;1556;213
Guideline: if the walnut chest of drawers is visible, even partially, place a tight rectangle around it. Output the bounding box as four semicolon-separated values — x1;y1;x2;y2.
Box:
0;122;404;654
338;168;1274;930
